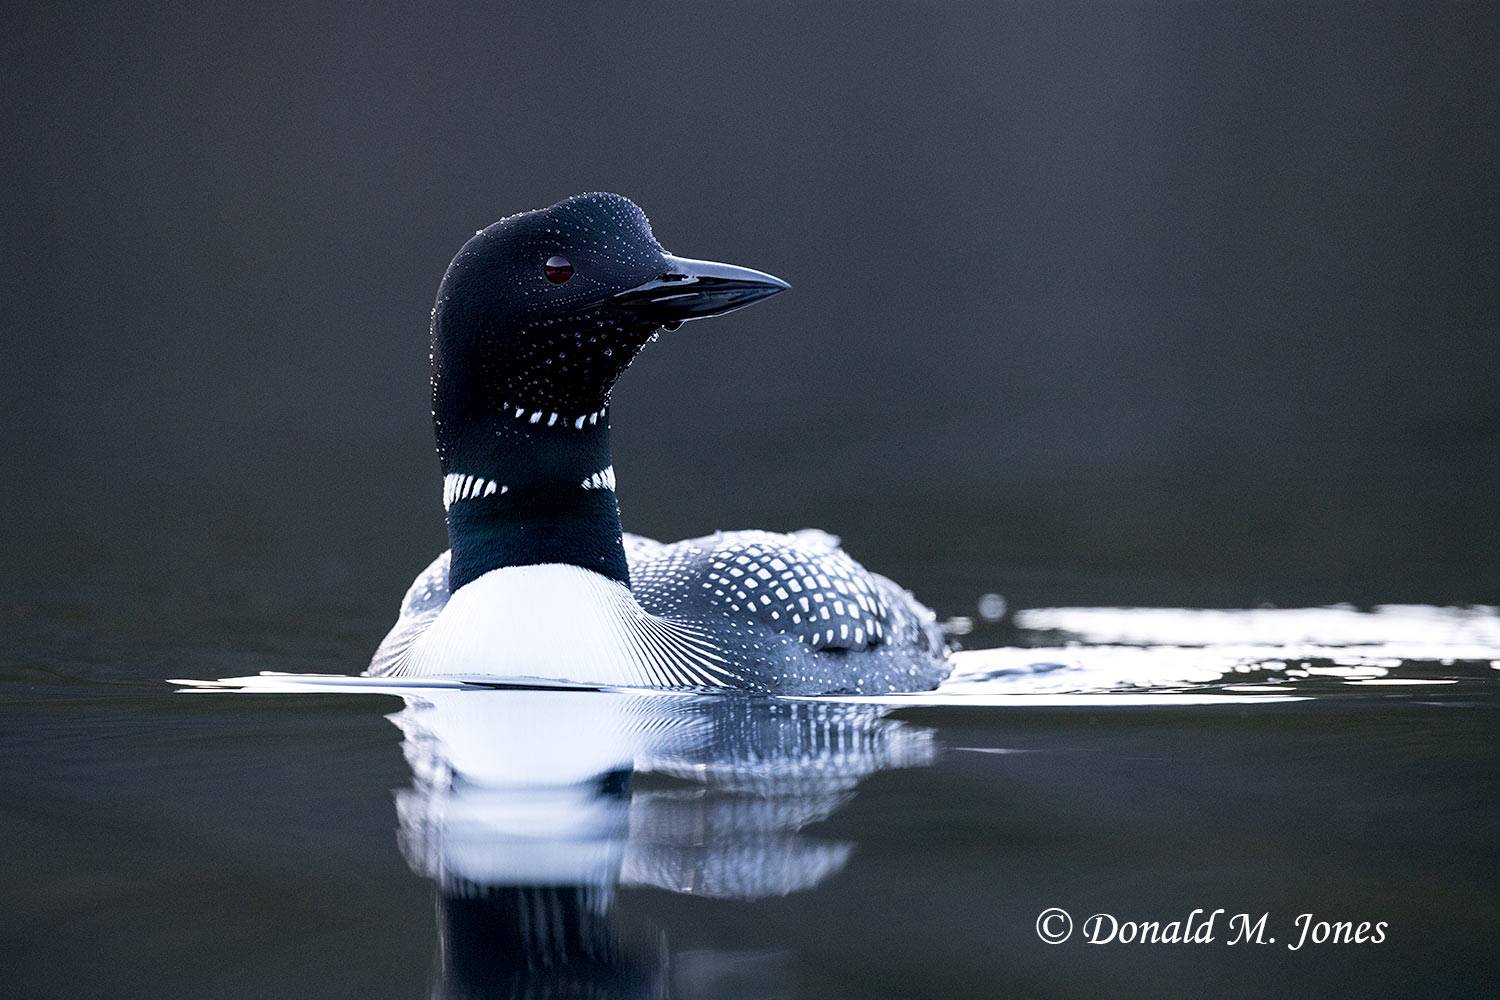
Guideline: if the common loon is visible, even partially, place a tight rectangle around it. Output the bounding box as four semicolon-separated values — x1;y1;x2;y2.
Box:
370;193;950;694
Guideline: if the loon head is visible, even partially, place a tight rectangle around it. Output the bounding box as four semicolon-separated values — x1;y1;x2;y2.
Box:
429;192;787;590
430;191;788;464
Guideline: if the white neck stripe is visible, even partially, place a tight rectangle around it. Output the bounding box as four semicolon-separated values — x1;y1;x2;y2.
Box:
504;401;607;430
582;466;616;491
443;473;506;510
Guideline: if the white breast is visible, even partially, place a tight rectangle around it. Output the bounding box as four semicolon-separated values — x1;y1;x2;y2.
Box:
398;563;737;688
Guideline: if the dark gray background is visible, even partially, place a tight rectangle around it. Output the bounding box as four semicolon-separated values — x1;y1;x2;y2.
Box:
4;2;1497;615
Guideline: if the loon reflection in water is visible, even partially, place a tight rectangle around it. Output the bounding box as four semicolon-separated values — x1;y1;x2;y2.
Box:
390;689;934;998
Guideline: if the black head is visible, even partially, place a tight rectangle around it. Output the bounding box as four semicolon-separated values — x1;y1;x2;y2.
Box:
430;192;787;466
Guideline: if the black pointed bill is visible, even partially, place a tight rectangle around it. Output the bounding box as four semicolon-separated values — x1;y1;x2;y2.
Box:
612;254;789;326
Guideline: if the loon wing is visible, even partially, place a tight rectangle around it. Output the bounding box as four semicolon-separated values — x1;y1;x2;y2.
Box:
369;549;453;677
627;530;944;657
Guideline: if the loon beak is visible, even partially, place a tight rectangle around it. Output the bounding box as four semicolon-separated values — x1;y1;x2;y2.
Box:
612;255;790;327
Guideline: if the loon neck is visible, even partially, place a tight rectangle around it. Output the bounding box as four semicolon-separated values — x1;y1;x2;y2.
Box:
441;406;627;591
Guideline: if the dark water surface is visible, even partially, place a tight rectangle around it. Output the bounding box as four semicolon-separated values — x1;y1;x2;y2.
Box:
3;576;1496;999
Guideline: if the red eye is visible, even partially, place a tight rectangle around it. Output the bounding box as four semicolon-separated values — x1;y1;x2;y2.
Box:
543;255;574;284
